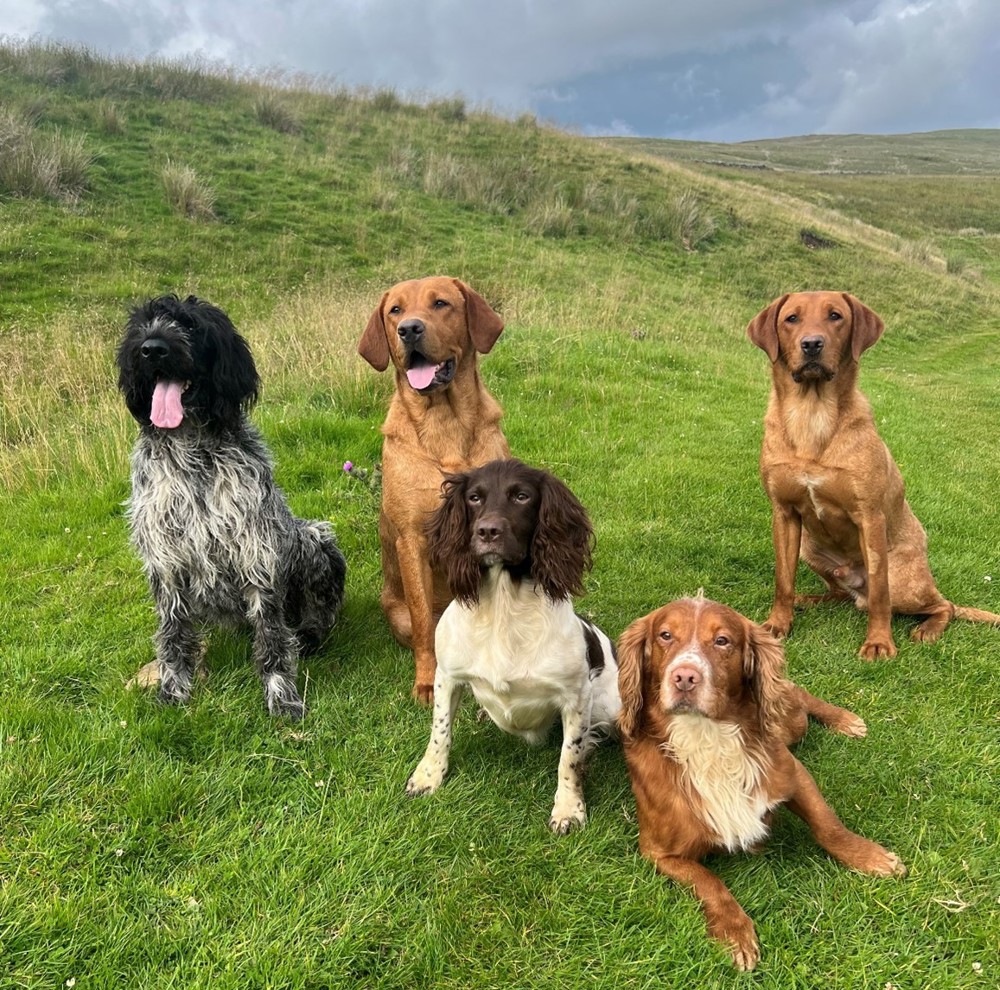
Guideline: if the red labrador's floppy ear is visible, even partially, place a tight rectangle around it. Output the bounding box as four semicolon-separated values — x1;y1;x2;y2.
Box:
359;292;390;371
743;621;790;735
746;294;789;363
617;615;651;741
844;293;885;361
455;279;504;354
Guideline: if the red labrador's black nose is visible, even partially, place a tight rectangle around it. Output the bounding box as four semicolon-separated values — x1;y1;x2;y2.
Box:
397;318;425;343
800;335;825;358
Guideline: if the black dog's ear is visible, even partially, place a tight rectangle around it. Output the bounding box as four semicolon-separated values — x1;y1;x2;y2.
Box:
427;472;481;605
531;473;593;601
184;300;259;427
359;292;391;371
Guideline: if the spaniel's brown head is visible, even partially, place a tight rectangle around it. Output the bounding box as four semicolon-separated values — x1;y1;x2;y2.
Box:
617;596;789;740
427;458;593;606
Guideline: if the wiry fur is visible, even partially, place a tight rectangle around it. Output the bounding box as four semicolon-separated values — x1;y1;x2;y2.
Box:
617;596;904;971
117;294;346;718
406;459;620;833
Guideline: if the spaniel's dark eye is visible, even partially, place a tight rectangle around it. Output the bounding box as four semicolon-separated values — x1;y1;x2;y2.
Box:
513;491;530;503
785;314;798;323
388;305;401;315
658;630;672;642
714;635;730;647
433;299;449;308
828;310;842;321
467;493;482;505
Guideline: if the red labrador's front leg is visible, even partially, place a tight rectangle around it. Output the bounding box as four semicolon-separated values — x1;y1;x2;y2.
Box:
764;503;802;639
396;534;437;704
857;510;896;659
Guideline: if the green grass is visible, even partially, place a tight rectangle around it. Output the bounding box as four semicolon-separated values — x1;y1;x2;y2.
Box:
2;41;999;989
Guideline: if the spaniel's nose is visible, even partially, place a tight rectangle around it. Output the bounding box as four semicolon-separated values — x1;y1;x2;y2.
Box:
671;666;702;693
476;520;503;541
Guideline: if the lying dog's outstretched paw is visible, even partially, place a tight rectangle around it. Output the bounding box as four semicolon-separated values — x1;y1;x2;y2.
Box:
834;712;868;738
709;914;759;972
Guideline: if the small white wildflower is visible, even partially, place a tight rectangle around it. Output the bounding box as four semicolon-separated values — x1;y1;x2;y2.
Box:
119;721;128;729
315;780;324;788
66;980;76;988
972;962;982;973
984;575;992;583
115;848;124;858
64;527;71;533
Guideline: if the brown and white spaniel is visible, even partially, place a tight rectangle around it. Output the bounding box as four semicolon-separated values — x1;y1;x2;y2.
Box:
406;459;619;833
618;595;905;970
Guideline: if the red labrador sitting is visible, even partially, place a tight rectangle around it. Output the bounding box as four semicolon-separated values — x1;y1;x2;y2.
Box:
618;595;905;970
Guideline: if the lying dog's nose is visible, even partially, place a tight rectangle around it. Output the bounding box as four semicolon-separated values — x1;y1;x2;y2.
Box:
671;666;702;693
141;338;170;361
397;318;425;343
800;336;825;358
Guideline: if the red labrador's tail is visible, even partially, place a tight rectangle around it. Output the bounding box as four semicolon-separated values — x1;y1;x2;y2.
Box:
954;606;1000;626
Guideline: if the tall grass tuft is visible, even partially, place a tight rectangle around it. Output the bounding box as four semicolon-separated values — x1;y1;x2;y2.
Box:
253;93;303;135
161;159;216;219
0;105;93;201
667;189;718;250
98;100;125;135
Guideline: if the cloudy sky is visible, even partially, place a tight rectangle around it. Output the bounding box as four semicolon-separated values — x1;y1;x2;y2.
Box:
2;0;998;142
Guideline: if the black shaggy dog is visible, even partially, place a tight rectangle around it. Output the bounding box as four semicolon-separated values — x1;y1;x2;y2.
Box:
116;294;346;719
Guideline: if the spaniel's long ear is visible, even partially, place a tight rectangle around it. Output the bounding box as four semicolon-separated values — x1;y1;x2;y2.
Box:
844;293;885;361
359;292;391;371
531;473;593;601
746;294;789;364
744;621;790;736
427;472;481;605
456;279;504;354
617;616;650;741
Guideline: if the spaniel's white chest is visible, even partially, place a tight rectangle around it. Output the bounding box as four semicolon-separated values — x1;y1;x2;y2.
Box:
664;715;778;852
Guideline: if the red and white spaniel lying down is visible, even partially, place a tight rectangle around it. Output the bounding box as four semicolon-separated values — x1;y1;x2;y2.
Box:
406;459;620;833
618;595;905;970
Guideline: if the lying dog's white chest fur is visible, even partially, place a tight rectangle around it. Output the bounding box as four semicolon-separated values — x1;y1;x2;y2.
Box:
663;714;777;852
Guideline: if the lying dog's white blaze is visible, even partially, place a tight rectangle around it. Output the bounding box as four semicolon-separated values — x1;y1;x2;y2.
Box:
662;713;777;852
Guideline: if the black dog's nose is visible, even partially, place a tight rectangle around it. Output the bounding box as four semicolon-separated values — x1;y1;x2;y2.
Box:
141;338;170;361
397;318;425;343
800;336;825;358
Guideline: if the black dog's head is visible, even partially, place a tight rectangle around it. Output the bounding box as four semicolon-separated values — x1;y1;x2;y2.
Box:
428;458;594;605
116;294;260;431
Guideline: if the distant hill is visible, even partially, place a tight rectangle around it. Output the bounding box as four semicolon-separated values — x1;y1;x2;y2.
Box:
603;129;1000;175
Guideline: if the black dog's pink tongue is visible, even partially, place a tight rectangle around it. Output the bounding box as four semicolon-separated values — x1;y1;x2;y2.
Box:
151;380;185;428
406;363;438;390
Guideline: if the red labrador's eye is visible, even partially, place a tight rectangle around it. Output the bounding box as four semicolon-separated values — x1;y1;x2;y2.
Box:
389;305;401;315
829;310;842;321
433;299;449;308
785;314;798;323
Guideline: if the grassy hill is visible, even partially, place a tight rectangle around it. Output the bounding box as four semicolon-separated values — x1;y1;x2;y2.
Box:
2;41;998;989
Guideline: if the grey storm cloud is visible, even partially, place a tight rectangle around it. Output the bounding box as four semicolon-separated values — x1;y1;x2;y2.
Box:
2;0;998;140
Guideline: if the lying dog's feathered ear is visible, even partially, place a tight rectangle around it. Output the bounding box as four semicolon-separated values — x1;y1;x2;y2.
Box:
427;472;481;605
359;292;391;371
744;621;790;736
844;293;885;361
531;473;593;601
617;615;650;741
455;280;504;354
746;294;789;363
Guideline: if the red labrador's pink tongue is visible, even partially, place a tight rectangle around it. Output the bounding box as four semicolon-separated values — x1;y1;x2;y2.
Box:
151;380;185;428
406;364;437;390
